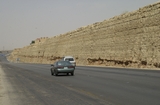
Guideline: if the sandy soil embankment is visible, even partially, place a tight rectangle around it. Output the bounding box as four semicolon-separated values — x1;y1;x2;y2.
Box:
0;65;12;105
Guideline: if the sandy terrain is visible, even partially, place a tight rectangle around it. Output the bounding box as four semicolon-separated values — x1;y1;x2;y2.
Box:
0;65;16;105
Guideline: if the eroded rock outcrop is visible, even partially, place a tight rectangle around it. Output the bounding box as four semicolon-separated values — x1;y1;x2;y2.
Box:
8;2;160;69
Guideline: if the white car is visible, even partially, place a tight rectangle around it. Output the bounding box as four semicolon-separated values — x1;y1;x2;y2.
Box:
62;56;76;66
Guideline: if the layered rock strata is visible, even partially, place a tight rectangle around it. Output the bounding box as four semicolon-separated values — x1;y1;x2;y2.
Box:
8;2;160;69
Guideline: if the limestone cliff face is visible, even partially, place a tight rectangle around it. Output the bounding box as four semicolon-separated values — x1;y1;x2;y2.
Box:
8;2;160;69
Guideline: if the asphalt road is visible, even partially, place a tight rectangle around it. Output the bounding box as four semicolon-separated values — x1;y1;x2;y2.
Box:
0;55;160;105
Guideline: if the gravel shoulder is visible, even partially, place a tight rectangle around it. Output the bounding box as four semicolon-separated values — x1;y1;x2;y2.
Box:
0;65;13;105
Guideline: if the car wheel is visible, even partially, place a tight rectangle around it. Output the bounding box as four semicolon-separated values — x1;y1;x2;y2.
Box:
51;68;53;76
71;72;74;76
54;70;58;76
67;73;69;75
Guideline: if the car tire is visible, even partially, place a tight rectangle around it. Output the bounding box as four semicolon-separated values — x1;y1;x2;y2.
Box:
71;72;74;76
54;70;58;76
51;69;53;76
67;73;69;75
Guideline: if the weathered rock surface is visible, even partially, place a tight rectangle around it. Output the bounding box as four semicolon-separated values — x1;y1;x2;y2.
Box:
8;2;160;69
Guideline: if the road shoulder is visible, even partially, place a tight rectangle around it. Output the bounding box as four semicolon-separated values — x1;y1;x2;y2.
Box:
0;65;11;105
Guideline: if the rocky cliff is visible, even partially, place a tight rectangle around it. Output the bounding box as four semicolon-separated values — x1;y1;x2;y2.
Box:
8;2;160;69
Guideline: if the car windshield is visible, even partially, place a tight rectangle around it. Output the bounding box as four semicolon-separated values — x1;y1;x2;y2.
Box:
65;58;74;61
57;61;72;66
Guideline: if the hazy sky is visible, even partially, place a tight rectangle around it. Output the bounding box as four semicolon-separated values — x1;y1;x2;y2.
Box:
0;0;159;50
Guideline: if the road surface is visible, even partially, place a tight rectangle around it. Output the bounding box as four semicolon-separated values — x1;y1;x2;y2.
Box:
0;55;160;105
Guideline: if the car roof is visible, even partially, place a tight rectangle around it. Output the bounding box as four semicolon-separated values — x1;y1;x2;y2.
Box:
64;56;74;58
54;61;68;64
57;60;70;63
